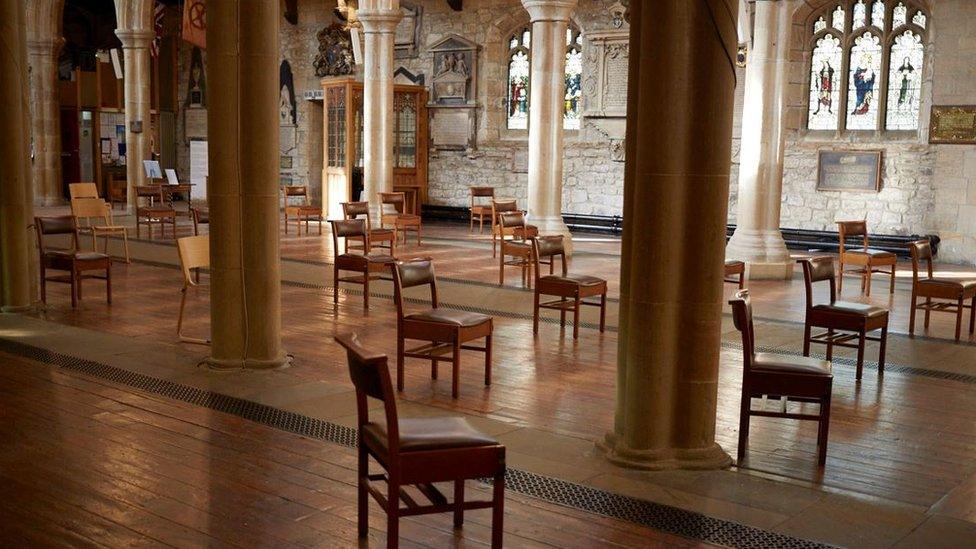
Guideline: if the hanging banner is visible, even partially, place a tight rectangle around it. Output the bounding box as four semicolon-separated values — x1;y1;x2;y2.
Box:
182;0;207;49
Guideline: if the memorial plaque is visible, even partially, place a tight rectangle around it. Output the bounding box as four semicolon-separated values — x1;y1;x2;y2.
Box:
816;150;882;192
930;105;976;144
185;107;207;139
430;109;471;150
280;125;297;154
602;44;629;113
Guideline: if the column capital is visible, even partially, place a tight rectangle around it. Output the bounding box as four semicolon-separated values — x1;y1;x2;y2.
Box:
27;37;65;57
115;28;154;48
521;0;577;23
357;9;402;33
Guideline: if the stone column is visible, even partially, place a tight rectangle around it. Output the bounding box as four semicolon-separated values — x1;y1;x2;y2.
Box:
205;0;289;370
27;37;64;206
0;0;35;312
725;0;794;279
358;0;401;223
115;28;154;212
600;0;738;470
522;0;577;255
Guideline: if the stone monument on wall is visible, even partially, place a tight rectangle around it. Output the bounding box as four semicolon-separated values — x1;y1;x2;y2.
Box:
582;30;629;161
427;35;479;152
279;60;299;185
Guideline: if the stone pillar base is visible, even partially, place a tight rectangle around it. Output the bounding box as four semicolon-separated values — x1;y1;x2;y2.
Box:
726;228;793;280
533;214;574;256
598;433;732;471
745;261;795;280
206;352;292;371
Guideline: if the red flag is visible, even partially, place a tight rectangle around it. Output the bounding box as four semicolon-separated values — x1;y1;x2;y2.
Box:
182;0;206;49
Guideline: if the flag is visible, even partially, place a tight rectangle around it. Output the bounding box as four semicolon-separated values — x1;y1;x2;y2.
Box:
150;1;166;57
182;0;207;49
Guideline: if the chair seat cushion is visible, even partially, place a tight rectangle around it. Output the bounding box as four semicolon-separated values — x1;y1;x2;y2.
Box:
847;248;896;259
370;228;395;237
338;252;395;264
919;278;976;291
405;309;491;327
139;206;174;215
539;274;606;287
363;417;498;453
46;251;109;262
813;301;888;318
753;352;832;376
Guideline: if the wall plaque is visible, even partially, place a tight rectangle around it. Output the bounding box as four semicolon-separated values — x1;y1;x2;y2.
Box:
430;108;473;150
185;107;207;139
816;150;882;192
930;105;976;144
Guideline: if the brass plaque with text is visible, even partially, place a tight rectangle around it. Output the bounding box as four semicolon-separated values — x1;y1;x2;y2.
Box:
930;105;976;144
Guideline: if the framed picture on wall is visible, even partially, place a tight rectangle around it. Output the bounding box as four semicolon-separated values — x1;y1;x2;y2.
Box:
816;150;883;193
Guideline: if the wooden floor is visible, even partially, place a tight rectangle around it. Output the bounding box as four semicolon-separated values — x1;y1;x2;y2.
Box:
0;353;706;548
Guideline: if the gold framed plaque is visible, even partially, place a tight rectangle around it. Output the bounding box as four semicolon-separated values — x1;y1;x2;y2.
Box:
930;105;976;144
816;150;883;193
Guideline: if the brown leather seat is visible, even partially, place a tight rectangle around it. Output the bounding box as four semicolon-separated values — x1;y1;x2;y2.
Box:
539;274;606;287
363;417;499;453
338;252;395;264
753;353;832;376
813;301;888;318
47;251;109;261
847;248;896;258
921;278;976;290
405;309;491;327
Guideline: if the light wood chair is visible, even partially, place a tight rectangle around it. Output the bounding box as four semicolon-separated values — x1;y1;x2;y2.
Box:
35;215;112;308
380;192;422;247
531;235;607;339
837;220;897;296
70;197;130;263
135;185;177;239
498;211;534;288
392;258;492;399
469;186;495;233
335;333;505;549
490;199;537;257
724;260;745;289
330;218;395;312
909;240;976;341
68;182;99;199
176;234;211;345
729;290;833;466
799;257;889;381
342;201;396;256
282;185;323;235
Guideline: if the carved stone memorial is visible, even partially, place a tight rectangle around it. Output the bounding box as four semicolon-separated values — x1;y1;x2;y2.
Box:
582;31;629;140
427;34;480;150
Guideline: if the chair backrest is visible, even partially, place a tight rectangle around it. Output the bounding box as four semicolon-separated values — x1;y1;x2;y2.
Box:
109;177;127;200
909;239;934;282
335;333;400;455
798;256;836;309
379;192;406;215
330;218;369;254
532;235;567;277
498;211;526;229
470;186;495;208
70;198;111;226
342;201;370;219
68;182;98;199
282;186;310;207
135;185;162;206
391;258;437;320
177;234;210;286
35;215;79;252
837;220;869;253
491;199;518;216
728;289;756;371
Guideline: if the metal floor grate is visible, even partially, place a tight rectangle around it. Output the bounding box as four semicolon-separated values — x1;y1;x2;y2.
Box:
0;336;833;549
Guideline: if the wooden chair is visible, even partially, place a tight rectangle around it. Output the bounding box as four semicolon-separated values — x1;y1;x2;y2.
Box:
330;218;395;312
335;333;505;549
135;185;177;239
282;185;323;236
490;199;537;257
380;192;422;247
531;235;607;339
70;197;130;263
191;206;209;236
35;215;111;308
342;201;396;256
392;259;492;399
498;211;534;288
837;220;897;296
908;240;976;341
108;176;127;209
469;186;495;234
729;290;833;466
724;260;745;289
68;182;98;199
176;234;211;345
799;257;889;381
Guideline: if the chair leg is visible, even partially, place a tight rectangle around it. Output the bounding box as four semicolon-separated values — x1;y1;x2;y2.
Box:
386;481;399;549
177;288;189;338
453;480;464;528
955;296;964;342
363;272;370;311
105;263;112;304
484;332;492;386
817;392;831;466
431;355;438;380
599;293;606;333
864;266;872;296
491;472;505;549
889;264;896;294
572;298;581;339
358;445;369;538
878;324;888;375
837;263;843;293
803;323;812;356
855;329;865;381
452;338;461;399
122;232;131;263
499;250;505;286
909;293;917;335
40;267;47;304
333;266;339;307
559;298;567;329
70;269;78;308
397;336;405;391
533;290;540;334
971;296;976;335
826;329;834;361
737;394;750;462
924;298;931;329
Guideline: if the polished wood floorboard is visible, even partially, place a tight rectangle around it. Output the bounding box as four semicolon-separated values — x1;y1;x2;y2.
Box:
0;353;707;548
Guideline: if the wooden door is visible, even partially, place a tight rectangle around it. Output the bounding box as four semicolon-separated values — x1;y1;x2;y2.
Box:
323;82;351;221
60;108;81;197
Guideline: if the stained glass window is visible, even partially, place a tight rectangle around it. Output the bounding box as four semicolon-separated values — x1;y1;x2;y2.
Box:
506;27;531;130
852;1;867;29
871;0;885;29
847;32;883;130
814;16;827;33
885;30;924;130
832;5;846;30
893;2;908;27
564;28;583;130
912;10;926;28
808;35;843;130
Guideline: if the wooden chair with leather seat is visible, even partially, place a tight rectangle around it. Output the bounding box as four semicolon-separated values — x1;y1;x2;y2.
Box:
176;234;211;345
335;333;505;549
497;211;534;288
469;186;495;234
68;182;99;199
799;257;889;380
342;201;396;256
330;218;395;312
724;260;745;289
191;206;209;236
729;290;833;466
837;220;897;296
108;176;127;209
531;235;607;339
490;199;537;257
392;259;493;399
135;184;177;239
380;192;422;247
909;239;976;341
70;197;131;263
282;185;323;236
35;215;112;308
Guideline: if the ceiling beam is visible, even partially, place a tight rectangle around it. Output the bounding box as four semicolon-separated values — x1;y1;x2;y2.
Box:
284;0;298;25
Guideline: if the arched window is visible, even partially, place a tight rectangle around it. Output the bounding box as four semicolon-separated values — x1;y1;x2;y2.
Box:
806;1;928;132
505;23;584;131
